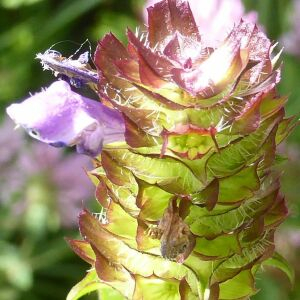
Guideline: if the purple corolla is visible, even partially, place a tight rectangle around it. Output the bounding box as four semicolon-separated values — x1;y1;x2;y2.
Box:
6;80;125;156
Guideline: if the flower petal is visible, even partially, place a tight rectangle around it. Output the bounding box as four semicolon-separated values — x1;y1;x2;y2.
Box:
6;80;125;156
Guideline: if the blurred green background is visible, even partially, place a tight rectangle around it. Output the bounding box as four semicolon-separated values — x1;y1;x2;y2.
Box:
0;0;300;299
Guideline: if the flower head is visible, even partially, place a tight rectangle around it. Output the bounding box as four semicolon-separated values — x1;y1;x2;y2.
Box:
6;80;125;156
6;0;293;298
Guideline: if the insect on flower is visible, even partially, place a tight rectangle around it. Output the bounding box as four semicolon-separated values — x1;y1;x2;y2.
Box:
36;48;98;88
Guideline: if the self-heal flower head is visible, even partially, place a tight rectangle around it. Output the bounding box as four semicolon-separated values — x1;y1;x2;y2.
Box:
9;0;293;299
66;1;293;298
6;80;125;156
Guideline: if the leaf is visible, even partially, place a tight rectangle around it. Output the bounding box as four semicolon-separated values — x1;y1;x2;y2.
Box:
101;151;138;190
104;201;138;248
124;116;162;148
66;239;96;264
275;116;299;144
98;284;125;300
186;98;244;129
109;180;140;215
262;252;295;285
218;164;260;204
106;149;204;194
183;255;213;297
206;111;283;178
194;234;240;259
137;182;172;221
211;232;275;284
133;275;181;300
259;95;287;119
264;194;288;228
229;92;264;135
179;278;199;300
66;270;102;300
67;269;126;300
241;217;265;243
186;189;278;238
94;159;140;217
191;178;219;210
136;219;161;251
218;269;257;299
79;209;201;296
93;248;135;299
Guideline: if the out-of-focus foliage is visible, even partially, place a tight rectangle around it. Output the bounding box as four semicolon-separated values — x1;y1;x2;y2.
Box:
0;0;300;299
0;117;96;300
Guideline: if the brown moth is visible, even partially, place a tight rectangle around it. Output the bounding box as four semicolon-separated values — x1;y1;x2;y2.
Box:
149;197;195;263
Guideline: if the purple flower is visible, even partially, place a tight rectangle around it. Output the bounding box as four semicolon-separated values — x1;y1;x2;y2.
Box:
144;0;258;47
6;80;125;156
